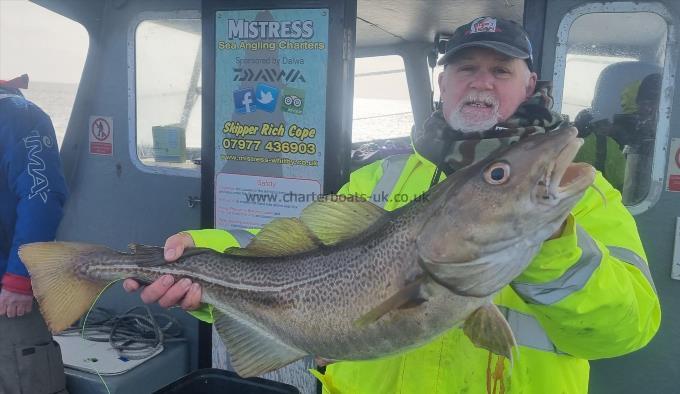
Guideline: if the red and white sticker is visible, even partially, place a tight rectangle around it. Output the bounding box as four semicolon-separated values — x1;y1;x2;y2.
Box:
89;116;113;155
666;138;680;191
470;17;498;33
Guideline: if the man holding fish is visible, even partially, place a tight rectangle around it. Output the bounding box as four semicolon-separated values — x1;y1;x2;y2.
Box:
83;16;663;393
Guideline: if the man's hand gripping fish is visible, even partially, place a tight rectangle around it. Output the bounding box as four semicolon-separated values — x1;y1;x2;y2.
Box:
19;127;594;378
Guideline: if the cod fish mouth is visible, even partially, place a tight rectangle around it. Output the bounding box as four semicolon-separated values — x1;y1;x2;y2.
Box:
540;137;595;203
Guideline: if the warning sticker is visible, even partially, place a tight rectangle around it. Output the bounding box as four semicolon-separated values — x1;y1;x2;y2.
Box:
89;116;113;155
666;138;680;191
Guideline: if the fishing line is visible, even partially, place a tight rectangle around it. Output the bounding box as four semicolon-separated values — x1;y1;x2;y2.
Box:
71;282;185;359
77;279;122;394
75;306;185;358
63;280;185;393
81;279;122;339
590;183;607;207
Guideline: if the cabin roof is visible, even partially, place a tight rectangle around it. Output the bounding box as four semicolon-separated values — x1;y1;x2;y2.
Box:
33;0;525;50
356;0;524;49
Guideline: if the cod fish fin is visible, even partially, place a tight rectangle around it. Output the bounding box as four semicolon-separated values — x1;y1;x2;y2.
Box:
354;276;427;328
463;304;517;361
225;218;321;257
130;244;219;266
212;309;306;378
127;244;166;266
18;242;110;333
301;196;385;246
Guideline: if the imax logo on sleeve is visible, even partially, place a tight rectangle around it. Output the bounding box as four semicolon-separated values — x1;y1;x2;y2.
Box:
23;131;50;203
233;68;306;83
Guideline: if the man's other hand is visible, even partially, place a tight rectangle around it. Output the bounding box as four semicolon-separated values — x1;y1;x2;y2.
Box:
0;288;33;317
123;232;202;310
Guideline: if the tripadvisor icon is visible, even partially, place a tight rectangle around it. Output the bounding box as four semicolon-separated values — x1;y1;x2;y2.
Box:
281;87;305;115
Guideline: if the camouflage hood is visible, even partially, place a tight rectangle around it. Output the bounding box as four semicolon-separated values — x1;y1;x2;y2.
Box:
412;81;567;175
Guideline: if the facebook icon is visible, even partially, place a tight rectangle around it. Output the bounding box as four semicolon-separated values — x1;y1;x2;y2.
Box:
233;88;256;114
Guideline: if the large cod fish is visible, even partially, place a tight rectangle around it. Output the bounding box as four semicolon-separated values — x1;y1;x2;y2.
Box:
20;127;595;378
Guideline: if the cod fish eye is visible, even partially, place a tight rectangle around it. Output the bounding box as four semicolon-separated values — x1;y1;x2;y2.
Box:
484;162;510;185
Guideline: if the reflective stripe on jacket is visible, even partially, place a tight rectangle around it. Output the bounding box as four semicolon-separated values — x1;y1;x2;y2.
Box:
188;151;659;394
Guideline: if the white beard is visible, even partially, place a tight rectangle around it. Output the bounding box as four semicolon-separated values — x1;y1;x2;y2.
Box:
445;91;500;133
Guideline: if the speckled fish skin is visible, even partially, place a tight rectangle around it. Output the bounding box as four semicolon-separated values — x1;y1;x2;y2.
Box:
77;205;484;361
75;127;593;363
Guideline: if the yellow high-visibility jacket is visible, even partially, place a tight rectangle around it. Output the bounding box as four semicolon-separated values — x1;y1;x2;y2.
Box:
574;133;625;192
188;151;660;394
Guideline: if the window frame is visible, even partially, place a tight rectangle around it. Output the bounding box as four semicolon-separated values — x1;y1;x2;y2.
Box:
128;10;202;178
552;2;677;215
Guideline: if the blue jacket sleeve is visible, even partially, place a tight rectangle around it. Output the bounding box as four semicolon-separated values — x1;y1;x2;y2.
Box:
1;96;68;280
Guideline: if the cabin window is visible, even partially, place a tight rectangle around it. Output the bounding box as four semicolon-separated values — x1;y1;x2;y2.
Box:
555;4;673;211
352;55;413;143
430;60;445;107
134;18;201;173
0;1;88;147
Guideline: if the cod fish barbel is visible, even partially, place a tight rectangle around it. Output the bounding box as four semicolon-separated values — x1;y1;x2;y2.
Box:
19;127;595;378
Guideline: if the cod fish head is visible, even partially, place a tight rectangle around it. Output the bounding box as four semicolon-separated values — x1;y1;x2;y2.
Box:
416;126;595;297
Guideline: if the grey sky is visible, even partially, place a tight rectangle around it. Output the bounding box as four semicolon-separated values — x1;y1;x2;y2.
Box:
0;0;88;83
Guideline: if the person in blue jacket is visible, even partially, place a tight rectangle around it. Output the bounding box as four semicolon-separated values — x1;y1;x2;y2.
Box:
0;74;69;394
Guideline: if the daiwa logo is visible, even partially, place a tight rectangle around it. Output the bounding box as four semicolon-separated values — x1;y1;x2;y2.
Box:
24;131;50;203
233;68;306;83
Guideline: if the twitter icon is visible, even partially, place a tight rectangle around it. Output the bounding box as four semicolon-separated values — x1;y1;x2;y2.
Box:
254;83;280;113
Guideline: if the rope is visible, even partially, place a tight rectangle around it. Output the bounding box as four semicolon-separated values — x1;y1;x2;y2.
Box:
56;280;184;393
61;306;185;360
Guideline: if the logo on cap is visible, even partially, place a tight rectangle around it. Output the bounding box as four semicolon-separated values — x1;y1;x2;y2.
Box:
469;17;500;34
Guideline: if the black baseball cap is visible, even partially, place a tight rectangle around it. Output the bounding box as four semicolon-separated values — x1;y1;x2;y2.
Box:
438;17;533;70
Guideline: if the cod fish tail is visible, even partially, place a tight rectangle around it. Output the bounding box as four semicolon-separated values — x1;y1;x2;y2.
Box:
18;242;111;333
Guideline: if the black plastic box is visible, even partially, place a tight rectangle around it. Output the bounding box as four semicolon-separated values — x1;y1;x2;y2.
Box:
154;368;300;394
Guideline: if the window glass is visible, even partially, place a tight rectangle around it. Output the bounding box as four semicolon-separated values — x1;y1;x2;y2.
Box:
352;55;413;142
430;59;444;106
0;1;88;146
560;12;667;205
135;19;201;170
